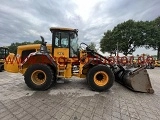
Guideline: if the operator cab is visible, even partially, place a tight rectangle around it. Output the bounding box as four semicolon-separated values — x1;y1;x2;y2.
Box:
0;47;9;59
50;27;79;58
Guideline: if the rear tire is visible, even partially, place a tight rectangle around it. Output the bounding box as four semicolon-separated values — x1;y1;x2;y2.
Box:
87;65;114;92
24;63;55;90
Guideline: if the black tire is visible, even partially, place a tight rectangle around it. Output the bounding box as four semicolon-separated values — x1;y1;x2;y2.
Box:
87;65;114;92
24;63;55;90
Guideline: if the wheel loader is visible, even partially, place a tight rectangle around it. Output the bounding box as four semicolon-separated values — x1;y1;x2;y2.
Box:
4;27;154;93
0;47;9;72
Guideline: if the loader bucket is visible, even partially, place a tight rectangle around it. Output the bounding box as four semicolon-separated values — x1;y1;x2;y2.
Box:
114;65;154;94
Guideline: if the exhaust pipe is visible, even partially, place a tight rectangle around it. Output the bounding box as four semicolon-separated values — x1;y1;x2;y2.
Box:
114;65;154;94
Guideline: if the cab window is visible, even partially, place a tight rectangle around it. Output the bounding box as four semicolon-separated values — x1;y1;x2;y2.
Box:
21;49;36;62
70;32;78;57
55;32;69;48
0;48;9;59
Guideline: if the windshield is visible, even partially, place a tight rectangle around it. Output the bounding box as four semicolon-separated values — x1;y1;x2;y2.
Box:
70;32;78;57
55;32;69;47
53;31;78;57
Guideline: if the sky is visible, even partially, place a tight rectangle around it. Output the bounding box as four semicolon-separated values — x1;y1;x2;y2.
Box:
0;0;160;56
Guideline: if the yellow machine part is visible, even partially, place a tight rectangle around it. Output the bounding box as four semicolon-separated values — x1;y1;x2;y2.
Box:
4;44;53;73
4;53;19;73
155;60;160;67
53;48;69;58
0;59;4;63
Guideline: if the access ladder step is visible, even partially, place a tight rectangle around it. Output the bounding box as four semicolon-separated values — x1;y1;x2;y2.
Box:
59;70;65;72
57;75;65;78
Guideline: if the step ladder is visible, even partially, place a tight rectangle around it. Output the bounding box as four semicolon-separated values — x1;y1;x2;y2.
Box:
57;64;66;78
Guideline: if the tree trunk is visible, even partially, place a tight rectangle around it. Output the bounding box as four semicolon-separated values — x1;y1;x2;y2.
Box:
157;47;160;60
124;52;127;56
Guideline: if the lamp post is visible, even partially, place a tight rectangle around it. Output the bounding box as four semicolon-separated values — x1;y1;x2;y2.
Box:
116;42;119;56
116;42;119;65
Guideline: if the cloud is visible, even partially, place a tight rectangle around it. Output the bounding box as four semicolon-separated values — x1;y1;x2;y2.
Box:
0;0;160;55
0;0;78;45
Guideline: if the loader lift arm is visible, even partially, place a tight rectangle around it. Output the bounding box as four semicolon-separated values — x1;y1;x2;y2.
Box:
80;42;111;64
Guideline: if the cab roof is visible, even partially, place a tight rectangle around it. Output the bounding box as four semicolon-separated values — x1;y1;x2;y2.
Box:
50;27;78;32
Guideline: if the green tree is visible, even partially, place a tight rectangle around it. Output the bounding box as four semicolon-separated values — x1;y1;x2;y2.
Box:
144;17;160;59
8;40;42;54
100;20;141;56
154;17;160;59
100;30;116;55
88;42;97;52
33;40;42;44
100;17;160;58
112;20;138;55
8;42;30;54
8;43;18;54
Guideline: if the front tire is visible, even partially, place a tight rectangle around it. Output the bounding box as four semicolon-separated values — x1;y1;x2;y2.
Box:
87;65;114;92
24;63;55;90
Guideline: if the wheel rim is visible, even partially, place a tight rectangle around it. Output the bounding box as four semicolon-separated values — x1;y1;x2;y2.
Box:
31;70;46;85
94;71;109;86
